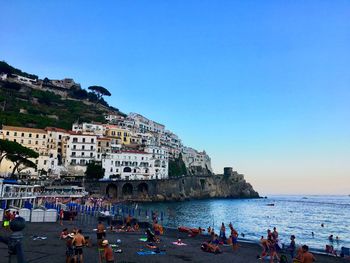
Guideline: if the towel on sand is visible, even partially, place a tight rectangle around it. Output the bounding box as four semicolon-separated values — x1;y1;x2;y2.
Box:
139;237;148;242
172;241;187;246
137;250;166;256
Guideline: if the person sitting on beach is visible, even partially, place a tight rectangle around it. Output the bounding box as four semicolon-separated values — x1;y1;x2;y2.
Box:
201;241;222;254
146;228;157;243
72;229;85;263
101;240;115;263
219;223;226;242
301;245;316;263
60;228;69;239
207;226;212;234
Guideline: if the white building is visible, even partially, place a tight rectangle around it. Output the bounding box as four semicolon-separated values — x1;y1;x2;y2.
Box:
102;151;155;180
182;147;212;173
144;146;169;179
72;122;105;136
65;132;97;175
129;113;165;134
160;130;182;158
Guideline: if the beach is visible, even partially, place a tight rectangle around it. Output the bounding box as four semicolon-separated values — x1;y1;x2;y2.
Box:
0;215;343;263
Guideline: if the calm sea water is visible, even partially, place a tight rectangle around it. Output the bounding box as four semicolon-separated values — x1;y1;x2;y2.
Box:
137;195;350;250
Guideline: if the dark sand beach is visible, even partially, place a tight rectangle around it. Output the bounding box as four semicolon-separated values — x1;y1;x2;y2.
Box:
0;215;344;263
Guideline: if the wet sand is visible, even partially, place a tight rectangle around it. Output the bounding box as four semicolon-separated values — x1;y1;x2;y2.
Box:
0;215;343;263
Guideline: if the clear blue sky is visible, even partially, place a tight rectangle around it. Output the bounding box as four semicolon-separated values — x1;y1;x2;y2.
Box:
1;1;349;195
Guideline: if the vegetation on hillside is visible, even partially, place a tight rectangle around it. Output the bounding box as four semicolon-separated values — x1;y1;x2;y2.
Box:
0;61;38;80
168;153;188;177
0;85;106;129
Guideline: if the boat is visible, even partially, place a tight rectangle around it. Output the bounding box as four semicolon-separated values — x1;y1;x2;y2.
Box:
266;203;275;206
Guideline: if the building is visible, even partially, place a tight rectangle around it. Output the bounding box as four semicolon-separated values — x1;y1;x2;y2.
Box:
144;145;169;179
129;113;165;134
65;132;97;176
102;151;155;180
0;126;49;177
105;125;132;147
72;122;105;136
182;147;212;174
160;130;182;158
96;137;111;161
50;78;80;89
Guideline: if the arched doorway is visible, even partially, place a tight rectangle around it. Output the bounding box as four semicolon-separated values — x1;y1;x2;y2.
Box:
122;183;133;197
137;183;149;197
123;167;131;173
106;184;118;199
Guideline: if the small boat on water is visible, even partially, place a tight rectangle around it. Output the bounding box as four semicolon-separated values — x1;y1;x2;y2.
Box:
266;203;275;206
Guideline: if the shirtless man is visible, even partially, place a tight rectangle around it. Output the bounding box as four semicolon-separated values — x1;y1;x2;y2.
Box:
97;221;106;246
72;229;86;263
301;245;316;263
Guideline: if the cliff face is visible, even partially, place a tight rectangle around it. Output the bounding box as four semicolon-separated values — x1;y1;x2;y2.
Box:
87;173;259;202
153;174;259;201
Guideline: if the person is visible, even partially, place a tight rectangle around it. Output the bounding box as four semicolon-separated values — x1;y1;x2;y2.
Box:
101;240;115;263
3;210;11;230
146;228;156;242
328;235;334;242
65;233;74;263
59;209;64;226
219;223;226;242
272;227;279;240
301;245;316;263
259;236;269;259
311;232;314;237
321;223;324;227
15;211;20;218
97;221;106;246
268;238;280;263
207;226;211;234
134;222;140;231
72;229;85;263
153;222;162;241
125;214;132;228
288;235;296;259
60;228;69;239
229;223;239;251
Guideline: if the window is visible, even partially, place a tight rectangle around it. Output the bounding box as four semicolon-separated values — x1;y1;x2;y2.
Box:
35;160;38;164
80;159;85;165
90;153;93;157
82;145;85;150
90;145;93;150
50;153;53;158
82;152;84;156
44;160;47;165
71;159;76;165
72;152;76;156
82;138;85;143
51;161;54;165
73;138;78;142
21;133;24;137
91;138;94;143
73;145;76;150
106;142;109;147
43;135;46;139
36;134;39;138
97;154;100;159
21;140;24;144
29;133;32;138
35;141;38;145
13;139;16;142
59;135;62;139
6;131;9;136
28;140;31;144
14;132;17;136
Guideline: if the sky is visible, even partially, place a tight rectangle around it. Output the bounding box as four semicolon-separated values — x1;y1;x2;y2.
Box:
1;1;349;195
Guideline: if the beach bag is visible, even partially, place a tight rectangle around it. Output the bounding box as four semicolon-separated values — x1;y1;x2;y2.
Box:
280;255;288;263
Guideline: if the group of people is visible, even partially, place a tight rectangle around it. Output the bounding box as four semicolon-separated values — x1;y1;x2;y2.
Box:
258;227;316;263
60;227;89;263
200;222;239;254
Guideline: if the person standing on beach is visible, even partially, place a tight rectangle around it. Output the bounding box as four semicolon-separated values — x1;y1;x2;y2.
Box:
72;229;86;263
97;221;106;246
101;240;115;263
219;223;226;242
229;223;239;251
59;209;64;226
288;235;296;259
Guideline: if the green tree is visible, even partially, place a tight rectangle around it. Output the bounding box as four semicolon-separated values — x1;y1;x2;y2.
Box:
7;155;36;178
168;153;188;177
0;139;39;178
88;85;111;105
85;161;105;180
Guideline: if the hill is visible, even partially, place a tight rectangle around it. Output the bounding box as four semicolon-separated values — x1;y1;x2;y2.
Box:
0;61;125;130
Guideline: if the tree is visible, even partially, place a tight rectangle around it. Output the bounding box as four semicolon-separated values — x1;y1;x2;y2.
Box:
85;161;105;180
88;85;111;106
7;155;36;178
168;153;188;177
0;139;39;178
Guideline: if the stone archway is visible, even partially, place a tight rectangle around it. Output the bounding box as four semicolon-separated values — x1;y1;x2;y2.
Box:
123;167;131;173
122;183;133;197
106;183;118;198
137;182;149;197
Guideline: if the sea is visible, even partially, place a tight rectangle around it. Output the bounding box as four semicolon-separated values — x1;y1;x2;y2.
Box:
136;195;350;251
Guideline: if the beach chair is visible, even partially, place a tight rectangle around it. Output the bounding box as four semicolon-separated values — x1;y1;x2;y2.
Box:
341;247;350;258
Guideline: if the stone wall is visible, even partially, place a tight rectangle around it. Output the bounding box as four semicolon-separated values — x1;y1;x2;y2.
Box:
85;173;259;202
